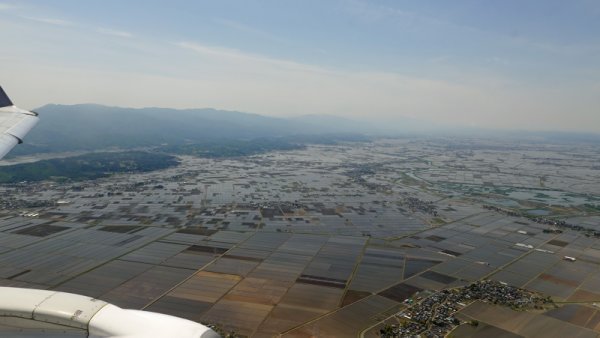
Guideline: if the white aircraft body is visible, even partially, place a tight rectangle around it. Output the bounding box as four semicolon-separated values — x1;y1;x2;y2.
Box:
0;86;39;159
0;87;219;337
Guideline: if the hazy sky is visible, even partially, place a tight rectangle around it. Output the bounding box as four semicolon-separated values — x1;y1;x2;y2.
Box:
1;0;599;132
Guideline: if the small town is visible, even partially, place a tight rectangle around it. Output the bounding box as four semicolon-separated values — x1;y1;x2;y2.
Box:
380;280;553;337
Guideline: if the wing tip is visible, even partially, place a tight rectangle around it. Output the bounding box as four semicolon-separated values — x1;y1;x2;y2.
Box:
0;86;14;108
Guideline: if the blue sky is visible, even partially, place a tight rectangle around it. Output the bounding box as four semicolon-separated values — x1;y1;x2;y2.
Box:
1;0;599;131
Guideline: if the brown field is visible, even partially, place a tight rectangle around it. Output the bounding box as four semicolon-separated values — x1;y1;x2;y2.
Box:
459;301;600;338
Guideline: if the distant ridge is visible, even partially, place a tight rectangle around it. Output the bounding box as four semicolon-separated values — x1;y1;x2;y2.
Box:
8;104;371;156
12;103;593;158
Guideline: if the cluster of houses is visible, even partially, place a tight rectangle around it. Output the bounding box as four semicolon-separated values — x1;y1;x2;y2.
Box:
382;280;551;337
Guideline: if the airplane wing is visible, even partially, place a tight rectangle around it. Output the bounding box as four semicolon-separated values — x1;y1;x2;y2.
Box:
0;86;39;159
0;287;219;337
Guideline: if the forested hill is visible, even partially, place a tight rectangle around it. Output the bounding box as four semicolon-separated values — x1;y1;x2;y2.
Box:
0;151;179;183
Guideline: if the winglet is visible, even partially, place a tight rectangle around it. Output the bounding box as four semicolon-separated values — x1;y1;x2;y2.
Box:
0;86;14;108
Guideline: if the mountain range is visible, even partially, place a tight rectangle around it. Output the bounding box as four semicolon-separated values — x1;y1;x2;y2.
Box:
9;104;378;156
12;103;599;158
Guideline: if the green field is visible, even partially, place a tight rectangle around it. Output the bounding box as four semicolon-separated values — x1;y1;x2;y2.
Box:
0;151;179;183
